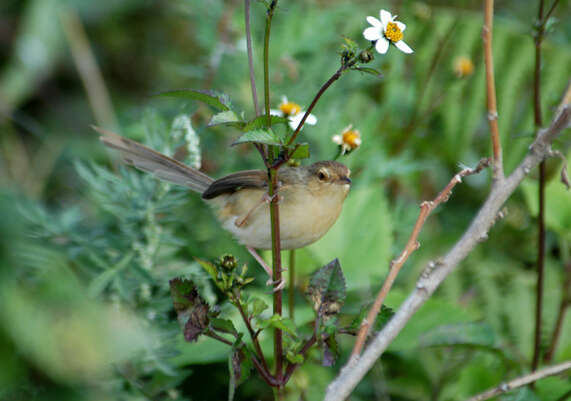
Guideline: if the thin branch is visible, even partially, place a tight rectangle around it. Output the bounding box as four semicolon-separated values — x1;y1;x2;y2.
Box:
543;0;561;24
235;298;271;374
532;0;546;373
206;331;234;346
60;9;118;131
464;360;571;401
245;0;260;116
482;0;504;180
350;158;491;357
283;333;317;382
324;98;571;401
285;65;346;147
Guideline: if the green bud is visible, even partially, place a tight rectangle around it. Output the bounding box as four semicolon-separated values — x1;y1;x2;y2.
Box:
358;50;374;63
219;254;238;271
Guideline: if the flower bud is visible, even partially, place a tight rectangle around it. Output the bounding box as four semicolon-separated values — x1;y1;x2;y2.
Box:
358;50;374;63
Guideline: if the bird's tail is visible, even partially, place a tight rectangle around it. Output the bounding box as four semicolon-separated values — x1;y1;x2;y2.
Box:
94;126;213;194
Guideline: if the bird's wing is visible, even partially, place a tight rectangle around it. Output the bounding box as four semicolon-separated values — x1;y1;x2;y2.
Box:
202;170;267;199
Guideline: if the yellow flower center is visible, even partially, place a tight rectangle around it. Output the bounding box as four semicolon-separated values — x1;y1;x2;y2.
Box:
385;22;403;43
453;56;475;78
279;101;301;116
342;130;361;149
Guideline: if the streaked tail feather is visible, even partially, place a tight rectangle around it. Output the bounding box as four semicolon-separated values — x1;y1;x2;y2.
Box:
93;126;213;193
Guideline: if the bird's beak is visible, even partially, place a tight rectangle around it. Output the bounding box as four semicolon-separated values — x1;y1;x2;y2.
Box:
341;177;352;185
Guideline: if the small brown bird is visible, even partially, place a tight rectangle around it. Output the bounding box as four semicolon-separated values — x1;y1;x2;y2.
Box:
95;127;351;285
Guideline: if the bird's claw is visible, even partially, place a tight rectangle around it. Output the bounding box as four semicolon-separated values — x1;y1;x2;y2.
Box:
266;278;286;292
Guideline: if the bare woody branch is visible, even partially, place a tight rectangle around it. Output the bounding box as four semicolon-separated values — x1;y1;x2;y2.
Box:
324;96;570;401
483;0;504;180
465;360;571;401
350;158;491;358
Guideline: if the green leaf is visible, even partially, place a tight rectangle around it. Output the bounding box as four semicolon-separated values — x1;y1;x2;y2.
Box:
306;259;346;319
288;143;310;160
87;252;133;298
157;89;231;111
349;304;394;332
250;297;269;318
232;128;281;146
208;111;244;128
353;67;383;78
195;258;218;282
286;350;304;364
210;318;238;336
260;314;297;336
343;36;358;50
242;115;290;131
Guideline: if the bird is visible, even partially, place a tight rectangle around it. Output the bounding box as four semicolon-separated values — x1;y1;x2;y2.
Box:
94;127;352;288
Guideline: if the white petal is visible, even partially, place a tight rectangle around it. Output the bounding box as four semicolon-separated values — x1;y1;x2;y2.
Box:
366;16;382;28
375;37;389;54
380;9;392;27
363;26;382;41
281;95;288;104
288;115;300;130
305;114;317;125
270;109;283;116
332;135;342;144
396;21;406;31
394;40;414;54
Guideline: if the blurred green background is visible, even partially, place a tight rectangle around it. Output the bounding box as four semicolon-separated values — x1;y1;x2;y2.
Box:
1;0;570;400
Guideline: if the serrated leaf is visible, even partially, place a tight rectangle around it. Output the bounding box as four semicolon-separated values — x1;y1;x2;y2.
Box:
242;115;290;131
210;318;238;336
208;111;244;128
353;67;383;78
169;277;210;342
288;143;310;160
232;128;281;146
306;259;346;319
157;89;230;111
195;258;218;282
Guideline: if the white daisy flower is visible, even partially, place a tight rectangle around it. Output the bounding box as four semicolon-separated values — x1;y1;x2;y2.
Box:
270;96;317;131
363;9;413;55
332;125;362;154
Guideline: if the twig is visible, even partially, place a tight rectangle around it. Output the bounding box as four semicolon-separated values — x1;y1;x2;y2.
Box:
60;9;118;131
482;0;504;180
350;158;491;357
245;0;260;116
324;97;571;401
464;360;571;401
532;0;546;374
285;65;346;147
235;298;271;374
283;333;317;382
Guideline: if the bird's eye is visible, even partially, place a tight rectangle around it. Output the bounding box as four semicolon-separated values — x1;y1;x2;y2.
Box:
317;169;329;181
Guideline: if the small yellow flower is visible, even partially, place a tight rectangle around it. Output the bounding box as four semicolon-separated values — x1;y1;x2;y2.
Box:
332;125;362;154
271;96;317;130
453;56;474;78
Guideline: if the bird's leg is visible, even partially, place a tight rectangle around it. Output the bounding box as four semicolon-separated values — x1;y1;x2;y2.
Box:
235;192;279;228
246;247;285;291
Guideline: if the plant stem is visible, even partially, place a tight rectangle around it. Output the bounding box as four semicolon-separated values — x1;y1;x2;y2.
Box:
262;1;283;391
543;261;571;363
244;0;260;116
235;298;270;373
289;250;295;321
532;0;546;373
483;0;504;180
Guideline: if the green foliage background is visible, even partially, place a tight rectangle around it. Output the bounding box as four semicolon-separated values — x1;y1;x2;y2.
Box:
0;0;570;400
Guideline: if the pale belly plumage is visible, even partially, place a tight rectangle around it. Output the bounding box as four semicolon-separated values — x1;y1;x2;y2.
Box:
208;183;349;250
